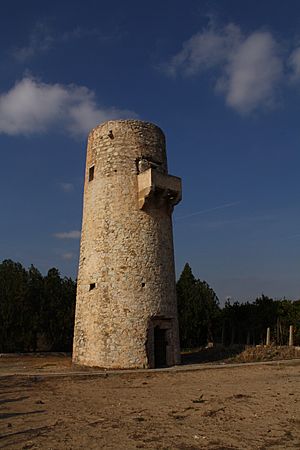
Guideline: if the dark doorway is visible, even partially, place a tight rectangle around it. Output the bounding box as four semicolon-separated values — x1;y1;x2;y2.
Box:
154;326;167;368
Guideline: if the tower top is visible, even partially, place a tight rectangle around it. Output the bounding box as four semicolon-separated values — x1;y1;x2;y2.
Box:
88;119;164;138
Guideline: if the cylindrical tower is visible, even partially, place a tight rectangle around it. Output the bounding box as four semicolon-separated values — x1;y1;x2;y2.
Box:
73;120;182;368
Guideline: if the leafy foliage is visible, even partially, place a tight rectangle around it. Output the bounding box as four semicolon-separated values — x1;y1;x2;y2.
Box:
177;263;220;348
0;259;76;352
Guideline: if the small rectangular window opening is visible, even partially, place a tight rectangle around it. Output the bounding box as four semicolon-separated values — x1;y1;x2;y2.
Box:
89;283;96;291
89;166;95;181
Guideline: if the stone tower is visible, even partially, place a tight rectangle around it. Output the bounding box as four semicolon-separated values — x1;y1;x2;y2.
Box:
73;120;182;369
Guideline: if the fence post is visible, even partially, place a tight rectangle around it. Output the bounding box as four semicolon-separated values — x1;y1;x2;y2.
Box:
289;325;294;346
266;327;271;346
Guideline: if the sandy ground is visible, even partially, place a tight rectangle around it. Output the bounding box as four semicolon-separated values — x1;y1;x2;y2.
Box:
0;356;299;449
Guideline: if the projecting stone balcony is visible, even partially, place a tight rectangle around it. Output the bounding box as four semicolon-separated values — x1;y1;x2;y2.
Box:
137;168;182;210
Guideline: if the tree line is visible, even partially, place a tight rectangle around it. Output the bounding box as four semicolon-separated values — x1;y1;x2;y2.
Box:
0;259;76;352
0;259;299;352
177;263;300;348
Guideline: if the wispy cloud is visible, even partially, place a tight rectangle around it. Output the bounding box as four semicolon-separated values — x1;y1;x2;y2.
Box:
0;76;136;137
164;23;288;114
175;201;240;221
11;22;113;63
165;23;241;77
288;47;300;82
12;23;53;62
285;233;300;240
199;214;276;229
61;252;76;260
59;182;74;193
53;230;81;239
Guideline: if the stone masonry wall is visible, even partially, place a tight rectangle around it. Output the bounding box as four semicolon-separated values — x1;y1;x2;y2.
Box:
72;120;181;368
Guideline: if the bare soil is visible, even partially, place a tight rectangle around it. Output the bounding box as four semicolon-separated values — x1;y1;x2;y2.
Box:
0;355;299;449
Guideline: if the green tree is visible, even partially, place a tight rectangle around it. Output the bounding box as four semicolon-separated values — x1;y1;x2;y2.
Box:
26;265;45;351
0;260;76;352
276;299;300;345
42;268;76;351
0;260;29;351
177;263;220;348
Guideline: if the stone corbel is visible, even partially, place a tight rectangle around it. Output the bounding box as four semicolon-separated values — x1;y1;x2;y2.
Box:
137;168;182;210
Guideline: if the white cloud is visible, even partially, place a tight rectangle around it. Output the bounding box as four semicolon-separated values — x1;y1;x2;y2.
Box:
54;230;81;239
0;76;135;137
165;24;283;114
223;32;283;114
288;47;300;81
59;182;74;193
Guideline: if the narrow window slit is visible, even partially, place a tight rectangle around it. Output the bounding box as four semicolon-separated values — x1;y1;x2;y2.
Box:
89;283;96;291
89;166;95;181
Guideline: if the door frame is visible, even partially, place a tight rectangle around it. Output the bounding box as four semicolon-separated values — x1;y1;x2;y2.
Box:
146;317;174;368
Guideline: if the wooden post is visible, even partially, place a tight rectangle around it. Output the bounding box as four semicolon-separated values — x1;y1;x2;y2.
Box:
266;327;271;346
289;325;293;346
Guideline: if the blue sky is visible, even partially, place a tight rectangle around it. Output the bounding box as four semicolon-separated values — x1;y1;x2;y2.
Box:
1;0;300;303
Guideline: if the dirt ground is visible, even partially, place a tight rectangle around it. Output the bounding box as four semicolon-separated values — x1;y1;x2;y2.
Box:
0;356;299;450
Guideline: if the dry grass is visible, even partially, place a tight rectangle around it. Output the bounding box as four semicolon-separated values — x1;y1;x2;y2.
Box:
182;345;300;365
227;345;300;363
